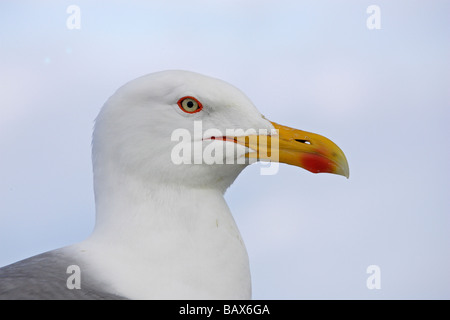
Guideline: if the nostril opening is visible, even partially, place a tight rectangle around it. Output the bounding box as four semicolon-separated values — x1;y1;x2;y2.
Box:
295;139;311;145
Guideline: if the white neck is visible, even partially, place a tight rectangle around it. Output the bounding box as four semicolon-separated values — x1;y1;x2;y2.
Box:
71;171;251;299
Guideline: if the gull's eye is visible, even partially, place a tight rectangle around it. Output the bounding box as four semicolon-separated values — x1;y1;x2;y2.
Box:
177;96;203;114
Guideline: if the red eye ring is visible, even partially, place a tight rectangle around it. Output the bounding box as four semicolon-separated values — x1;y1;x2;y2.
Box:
177;96;203;114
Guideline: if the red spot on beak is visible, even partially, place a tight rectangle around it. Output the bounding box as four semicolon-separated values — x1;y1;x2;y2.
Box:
300;153;335;174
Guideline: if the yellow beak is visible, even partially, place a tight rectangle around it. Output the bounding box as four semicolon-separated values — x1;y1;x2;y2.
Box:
235;121;350;178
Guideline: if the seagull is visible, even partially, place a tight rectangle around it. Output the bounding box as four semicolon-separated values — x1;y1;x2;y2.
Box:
0;70;349;299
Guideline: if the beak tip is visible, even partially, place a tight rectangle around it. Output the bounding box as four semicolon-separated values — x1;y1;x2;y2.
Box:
339;163;350;179
342;165;350;179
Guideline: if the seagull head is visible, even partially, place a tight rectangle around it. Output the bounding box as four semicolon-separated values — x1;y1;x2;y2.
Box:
92;70;349;193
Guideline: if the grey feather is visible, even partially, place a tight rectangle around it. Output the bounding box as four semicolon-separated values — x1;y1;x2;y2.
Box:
0;250;127;300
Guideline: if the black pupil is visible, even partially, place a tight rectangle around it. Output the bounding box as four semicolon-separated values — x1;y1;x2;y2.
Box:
186;100;195;109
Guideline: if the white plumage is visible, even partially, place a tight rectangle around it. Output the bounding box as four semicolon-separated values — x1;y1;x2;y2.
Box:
0;70;348;299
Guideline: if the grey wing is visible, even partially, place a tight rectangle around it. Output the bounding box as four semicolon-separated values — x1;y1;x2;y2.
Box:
0;250;127;300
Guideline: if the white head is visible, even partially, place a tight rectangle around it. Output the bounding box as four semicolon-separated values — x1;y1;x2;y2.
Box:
84;70;349;299
92;70;274;197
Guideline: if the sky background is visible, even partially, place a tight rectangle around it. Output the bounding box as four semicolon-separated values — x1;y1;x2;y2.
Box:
1;0;449;299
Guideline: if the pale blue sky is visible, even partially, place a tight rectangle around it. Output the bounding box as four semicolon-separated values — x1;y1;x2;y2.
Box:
1;0;449;299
